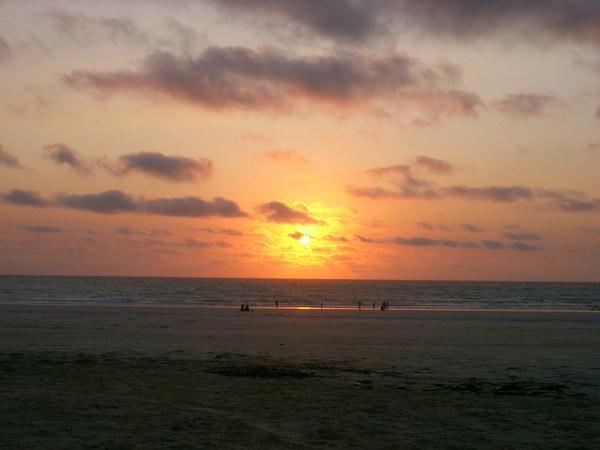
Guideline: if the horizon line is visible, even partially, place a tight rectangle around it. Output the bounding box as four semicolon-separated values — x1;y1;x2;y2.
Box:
1;273;599;285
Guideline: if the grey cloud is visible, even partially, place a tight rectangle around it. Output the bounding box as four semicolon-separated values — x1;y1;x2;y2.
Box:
503;231;541;241
355;234;383;243
348;183;534;202
113;226;171;236
43;143;92;175
3;187;249;219
393;236;438;246
481;240;544;251
367;164;411;177
492;94;557;117
358;235;544;251
1;189;49;207
142;196;246;218
42;7;147;44
127;236;231;250
184;237;232;248
415;155;454;174
257;201;324;224
512;241;544;252
540;190;600;212
418;222;435;230
205;0;600;46
482;240;507;250
416;222;483;232
346;186;400;199
0;146;22;168
349;176;600;213
57;190;137;214
208;0;382;43
0;36;12;64
462;223;484;232
64;47;481;118
391;0;600;45
200;227;244;236
19;225;65;233
113;152;213;182
442;185;535;202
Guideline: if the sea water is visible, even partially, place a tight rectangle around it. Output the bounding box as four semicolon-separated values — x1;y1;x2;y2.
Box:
1;276;599;310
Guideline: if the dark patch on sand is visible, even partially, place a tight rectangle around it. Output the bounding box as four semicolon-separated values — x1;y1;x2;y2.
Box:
1;351;599;449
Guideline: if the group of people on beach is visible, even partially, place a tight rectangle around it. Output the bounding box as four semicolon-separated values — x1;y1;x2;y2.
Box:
241;300;389;311
358;300;389;310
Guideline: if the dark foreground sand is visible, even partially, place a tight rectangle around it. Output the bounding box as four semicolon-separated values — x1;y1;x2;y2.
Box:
1;305;599;448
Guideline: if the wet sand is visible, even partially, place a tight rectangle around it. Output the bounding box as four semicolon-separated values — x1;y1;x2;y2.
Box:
1;305;599;448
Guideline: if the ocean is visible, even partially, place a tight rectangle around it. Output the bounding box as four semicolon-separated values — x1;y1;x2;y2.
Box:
0;276;599;310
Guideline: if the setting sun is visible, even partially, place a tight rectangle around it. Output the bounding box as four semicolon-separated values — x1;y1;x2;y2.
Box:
300;235;311;246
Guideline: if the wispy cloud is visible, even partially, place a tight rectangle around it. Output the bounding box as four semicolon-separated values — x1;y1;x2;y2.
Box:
502;224;542;241
415;155;454;174
43;143;93;175
349;162;600;213
357;234;544;252
0;36;12;64
257;201;324;224
19;225;65;233
366;164;411;177
42;7;147;45
0;146;23;169
492;93;558;118
462;223;484;233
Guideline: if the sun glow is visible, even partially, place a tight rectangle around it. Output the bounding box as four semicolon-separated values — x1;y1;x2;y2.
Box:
299;234;311;246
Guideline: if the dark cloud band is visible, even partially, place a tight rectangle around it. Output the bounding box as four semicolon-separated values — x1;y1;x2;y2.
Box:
64;46;481;119
2;188;247;219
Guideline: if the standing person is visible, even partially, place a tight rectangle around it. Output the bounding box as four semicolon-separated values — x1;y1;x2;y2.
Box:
275;300;279;309
358;301;362;310
320;301;323;309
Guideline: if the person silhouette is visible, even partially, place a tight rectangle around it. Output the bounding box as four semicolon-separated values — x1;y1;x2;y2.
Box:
275;300;279;309
358;301;362;310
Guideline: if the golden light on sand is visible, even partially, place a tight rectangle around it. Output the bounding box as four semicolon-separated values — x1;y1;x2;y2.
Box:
300;234;311;246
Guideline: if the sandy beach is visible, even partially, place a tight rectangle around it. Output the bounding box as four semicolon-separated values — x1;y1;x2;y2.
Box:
1;305;599;448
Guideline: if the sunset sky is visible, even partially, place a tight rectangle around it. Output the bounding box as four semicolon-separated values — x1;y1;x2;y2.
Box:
1;0;599;281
